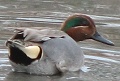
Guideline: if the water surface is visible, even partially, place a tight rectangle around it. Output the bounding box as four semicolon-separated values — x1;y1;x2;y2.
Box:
0;0;120;81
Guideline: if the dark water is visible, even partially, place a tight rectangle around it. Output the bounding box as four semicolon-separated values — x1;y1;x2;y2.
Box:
0;0;120;81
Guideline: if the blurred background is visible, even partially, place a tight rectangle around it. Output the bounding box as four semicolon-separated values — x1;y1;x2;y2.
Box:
0;0;120;81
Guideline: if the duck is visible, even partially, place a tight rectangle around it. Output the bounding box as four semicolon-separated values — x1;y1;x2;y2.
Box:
6;28;84;75
61;14;114;46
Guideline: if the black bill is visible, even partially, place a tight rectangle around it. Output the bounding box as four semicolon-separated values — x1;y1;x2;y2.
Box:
92;31;114;46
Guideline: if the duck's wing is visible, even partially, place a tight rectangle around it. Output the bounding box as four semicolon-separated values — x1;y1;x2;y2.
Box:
10;28;67;42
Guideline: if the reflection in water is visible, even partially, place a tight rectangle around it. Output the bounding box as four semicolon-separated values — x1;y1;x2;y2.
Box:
5;72;53;81
0;0;120;81
4;72;83;81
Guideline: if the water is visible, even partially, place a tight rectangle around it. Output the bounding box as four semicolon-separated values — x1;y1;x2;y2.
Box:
0;0;120;81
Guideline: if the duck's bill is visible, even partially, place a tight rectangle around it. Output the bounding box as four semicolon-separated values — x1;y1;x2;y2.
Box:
91;31;114;46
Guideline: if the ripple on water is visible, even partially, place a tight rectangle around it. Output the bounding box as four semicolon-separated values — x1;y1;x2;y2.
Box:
85;55;120;64
0;6;7;9
0;77;5;80
81;47;120;54
16;17;63;24
0;64;11;67
90;15;120;20
0;58;9;64
0;49;8;54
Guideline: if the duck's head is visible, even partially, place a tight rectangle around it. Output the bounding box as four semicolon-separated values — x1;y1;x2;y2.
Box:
61;14;114;46
6;32;43;66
